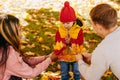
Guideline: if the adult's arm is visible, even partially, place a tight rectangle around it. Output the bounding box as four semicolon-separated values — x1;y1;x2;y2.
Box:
6;46;51;79
78;47;109;80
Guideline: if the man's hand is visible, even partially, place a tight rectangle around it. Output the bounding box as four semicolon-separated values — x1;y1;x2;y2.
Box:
82;53;92;64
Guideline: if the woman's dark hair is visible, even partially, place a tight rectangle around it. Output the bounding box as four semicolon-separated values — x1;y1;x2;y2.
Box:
0;14;21;66
0;34;9;66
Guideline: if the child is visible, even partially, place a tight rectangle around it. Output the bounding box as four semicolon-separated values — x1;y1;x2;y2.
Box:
0;14;57;80
53;1;84;80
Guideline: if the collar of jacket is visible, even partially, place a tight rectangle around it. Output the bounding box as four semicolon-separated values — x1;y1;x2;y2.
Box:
59;22;81;39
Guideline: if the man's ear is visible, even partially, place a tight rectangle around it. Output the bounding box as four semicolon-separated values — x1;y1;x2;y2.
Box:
96;23;103;30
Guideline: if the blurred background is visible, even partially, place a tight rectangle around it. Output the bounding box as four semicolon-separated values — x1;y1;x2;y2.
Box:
0;0;120;80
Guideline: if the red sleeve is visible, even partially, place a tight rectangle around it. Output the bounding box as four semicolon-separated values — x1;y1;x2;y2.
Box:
71;29;84;45
55;30;65;43
55;30;59;42
53;30;66;55
77;29;84;45
53;46;66;55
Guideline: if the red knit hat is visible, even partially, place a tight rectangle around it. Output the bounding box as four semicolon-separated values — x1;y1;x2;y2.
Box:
60;1;76;22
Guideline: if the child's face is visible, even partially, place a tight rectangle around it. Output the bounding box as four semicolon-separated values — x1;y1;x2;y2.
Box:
62;21;74;30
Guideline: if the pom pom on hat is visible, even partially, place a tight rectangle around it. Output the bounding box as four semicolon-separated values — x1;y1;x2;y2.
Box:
60;1;76;22
64;1;69;7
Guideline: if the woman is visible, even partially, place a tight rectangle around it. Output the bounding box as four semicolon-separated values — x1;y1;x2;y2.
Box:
0;14;57;80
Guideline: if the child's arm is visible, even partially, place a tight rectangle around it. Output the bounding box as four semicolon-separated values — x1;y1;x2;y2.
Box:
53;30;66;55
77;29;84;45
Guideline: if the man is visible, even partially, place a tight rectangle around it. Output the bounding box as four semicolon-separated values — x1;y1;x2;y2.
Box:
76;3;120;80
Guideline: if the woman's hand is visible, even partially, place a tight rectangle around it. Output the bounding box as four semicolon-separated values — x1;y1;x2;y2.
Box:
49;53;58;62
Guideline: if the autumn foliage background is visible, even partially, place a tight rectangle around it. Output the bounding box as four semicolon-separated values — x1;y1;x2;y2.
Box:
18;4;120;79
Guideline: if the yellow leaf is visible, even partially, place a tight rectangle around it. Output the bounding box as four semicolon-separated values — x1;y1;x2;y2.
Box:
44;32;55;37
41;45;50;50
24;51;35;56
37;37;44;43
21;40;28;44
41;74;49;80
53;41;64;50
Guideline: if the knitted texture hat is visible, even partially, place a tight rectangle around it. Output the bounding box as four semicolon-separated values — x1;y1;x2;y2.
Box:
60;1;76;22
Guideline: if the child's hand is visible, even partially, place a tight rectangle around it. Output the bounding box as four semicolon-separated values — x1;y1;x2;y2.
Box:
65;36;70;45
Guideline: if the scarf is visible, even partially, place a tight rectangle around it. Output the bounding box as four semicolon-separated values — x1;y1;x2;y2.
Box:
59;23;81;39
